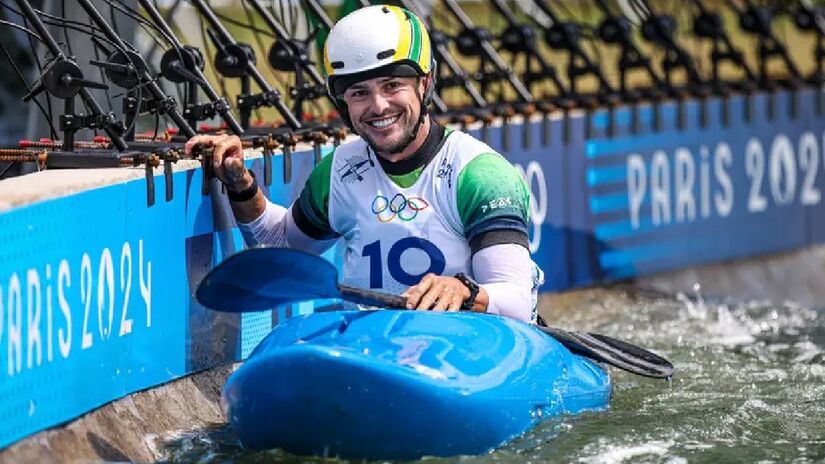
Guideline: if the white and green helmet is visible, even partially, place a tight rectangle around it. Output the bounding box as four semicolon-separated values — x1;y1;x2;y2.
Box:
323;5;434;99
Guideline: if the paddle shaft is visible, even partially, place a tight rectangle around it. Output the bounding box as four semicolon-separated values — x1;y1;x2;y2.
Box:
338;284;408;309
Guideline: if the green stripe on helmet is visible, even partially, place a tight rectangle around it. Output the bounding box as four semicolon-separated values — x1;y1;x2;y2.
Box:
406;10;421;65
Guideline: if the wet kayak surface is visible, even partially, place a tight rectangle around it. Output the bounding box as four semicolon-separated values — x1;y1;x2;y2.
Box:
222;310;610;460
162;286;825;463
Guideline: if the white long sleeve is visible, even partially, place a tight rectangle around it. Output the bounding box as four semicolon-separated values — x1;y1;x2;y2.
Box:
236;200;336;255
472;243;543;322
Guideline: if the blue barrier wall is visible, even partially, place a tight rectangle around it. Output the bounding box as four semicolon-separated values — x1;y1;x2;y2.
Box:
471;88;825;290
1;88;824;447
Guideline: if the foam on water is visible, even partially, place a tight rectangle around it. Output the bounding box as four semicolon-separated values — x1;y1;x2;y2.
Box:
577;440;680;463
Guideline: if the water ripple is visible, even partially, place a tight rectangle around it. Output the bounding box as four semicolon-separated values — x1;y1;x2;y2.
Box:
159;287;825;463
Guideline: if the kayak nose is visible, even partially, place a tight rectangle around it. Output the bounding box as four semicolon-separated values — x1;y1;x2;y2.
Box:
223;310;612;460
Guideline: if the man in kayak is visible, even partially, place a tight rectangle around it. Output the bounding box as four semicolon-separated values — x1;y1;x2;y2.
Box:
185;5;542;322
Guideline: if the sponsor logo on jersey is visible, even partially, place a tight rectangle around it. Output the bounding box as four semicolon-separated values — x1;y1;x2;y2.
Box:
480;196;513;213
371;193;429;222
338;154;374;183
436;158;453;187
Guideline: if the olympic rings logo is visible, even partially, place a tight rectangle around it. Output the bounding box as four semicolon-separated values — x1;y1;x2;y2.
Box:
371;193;429;222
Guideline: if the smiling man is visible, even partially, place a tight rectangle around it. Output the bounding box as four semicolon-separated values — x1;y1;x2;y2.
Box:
185;5;542;321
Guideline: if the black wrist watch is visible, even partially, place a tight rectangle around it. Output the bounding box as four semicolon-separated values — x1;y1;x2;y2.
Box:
227;170;258;203
454;273;480;312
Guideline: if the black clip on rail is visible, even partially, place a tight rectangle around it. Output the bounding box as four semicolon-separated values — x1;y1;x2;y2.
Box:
786;1;825;85
88;42;183;141
487;0;583;148
23;58;127;152
726;0;804;120
443;0;534;106
12;0;129;151
527;0;621;136
728;0;803;89
442;0;535;149
639;5;710;130
639;6;707;99
246;0;333;120
533;0;617;105
136;0;243;135
192;0;301;130
593;0;669;133
594;0;668;102
691;0;757;94
73;0;196;139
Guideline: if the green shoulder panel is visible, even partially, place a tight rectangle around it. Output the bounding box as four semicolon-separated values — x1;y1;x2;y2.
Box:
297;150;335;232
456;153;530;235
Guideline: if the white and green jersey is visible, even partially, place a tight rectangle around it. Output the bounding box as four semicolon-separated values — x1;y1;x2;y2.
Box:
291;124;531;295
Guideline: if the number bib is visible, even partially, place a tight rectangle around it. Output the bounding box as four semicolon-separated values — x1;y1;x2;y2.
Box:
327;133;489;295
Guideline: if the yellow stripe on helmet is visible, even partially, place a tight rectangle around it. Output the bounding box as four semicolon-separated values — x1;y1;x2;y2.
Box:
390;6;412;64
322;40;333;77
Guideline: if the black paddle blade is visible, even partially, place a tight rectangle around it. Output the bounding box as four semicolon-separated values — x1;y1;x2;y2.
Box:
537;326;674;379
195;247;342;312
587;332;674;375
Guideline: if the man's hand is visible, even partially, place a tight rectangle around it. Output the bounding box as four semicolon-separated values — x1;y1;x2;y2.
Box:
402;274;470;312
184;134;252;192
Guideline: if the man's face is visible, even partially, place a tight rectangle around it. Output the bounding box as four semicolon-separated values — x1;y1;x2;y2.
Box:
342;76;425;154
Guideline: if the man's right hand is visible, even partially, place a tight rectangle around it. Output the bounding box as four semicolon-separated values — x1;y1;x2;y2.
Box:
184;134;252;192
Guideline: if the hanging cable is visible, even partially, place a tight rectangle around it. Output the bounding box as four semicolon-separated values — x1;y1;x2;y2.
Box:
20;13;55;141
209;9;276;36
116;0;192;110
106;0;173;46
106;0;185;110
4;4;129;52
0;16;44;39
0;161;16;178
150;108;160;141
109;0;120;38
0;2;57;129
0;31;58;138
26;3;146;139
61;0;73;57
143;0;181;60
197;6;230;112
88;10;114;114
277;0;287;31
240;0;278;121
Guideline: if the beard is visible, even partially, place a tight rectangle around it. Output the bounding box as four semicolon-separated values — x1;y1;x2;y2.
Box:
355;109;420;154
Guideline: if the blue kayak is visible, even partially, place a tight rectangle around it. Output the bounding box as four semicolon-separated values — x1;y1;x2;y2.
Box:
222;310;611;460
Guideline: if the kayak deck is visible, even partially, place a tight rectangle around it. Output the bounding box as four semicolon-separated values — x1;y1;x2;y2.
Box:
223;310;611;459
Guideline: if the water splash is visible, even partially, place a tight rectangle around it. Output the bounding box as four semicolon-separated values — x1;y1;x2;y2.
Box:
159;287;825;463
